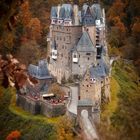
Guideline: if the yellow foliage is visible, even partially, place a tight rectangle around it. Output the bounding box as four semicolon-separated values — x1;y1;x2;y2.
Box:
102;77;120;120
57;116;73;140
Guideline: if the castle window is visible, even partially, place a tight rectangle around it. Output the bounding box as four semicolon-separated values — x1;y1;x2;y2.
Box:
79;55;80;58
83;85;84;87
87;85;89;87
86;53;91;55
64;37;65;41
86;90;88;92
79;65;80;67
88;57;90;60
61;54;63;57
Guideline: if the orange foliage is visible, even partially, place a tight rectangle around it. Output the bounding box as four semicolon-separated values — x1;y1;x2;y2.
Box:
132;17;140;34
27;18;42;40
108;0;126;22
20;35;28;44
113;16;126;33
132;22;140;33
6;130;21;140
19;1;31;26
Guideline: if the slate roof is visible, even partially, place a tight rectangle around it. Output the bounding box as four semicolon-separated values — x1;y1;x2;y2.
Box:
61;4;73;19
90;4;102;20
90;58;109;79
50;3;103;25
78;11;82;22
81;3;102;23
59;7;65;19
76;31;96;52
62;4;72;12
51;6;57;18
82;4;89;15
28;60;51;80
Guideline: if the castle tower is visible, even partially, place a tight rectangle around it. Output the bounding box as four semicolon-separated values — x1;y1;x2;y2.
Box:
73;4;79;25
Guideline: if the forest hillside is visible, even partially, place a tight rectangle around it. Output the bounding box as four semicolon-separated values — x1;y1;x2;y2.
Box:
0;0;139;140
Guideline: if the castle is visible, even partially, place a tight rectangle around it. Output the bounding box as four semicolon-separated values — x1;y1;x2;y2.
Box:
47;2;111;106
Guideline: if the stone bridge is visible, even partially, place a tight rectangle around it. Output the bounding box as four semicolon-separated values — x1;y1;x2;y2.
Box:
67;86;99;140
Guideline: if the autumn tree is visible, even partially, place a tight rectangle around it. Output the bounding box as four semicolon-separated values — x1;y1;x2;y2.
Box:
107;0;126;24
48;83;65;98
0;31;15;55
57;116;73;140
6;130;21;140
27;18;42;41
132;17;140;42
17;40;41;66
18;1;31;27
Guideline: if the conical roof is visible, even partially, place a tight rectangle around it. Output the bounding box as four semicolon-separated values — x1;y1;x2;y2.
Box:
76;31;96;52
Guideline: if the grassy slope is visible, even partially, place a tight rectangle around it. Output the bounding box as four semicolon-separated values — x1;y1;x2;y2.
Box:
9;89;60;124
100;60;140;140
0;87;58;140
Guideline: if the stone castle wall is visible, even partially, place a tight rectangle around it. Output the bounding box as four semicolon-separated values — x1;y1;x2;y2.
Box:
49;25;82;82
48;63;70;83
50;25;82;68
16;94;40;115
72;51;96;75
80;72;102;105
40;100;66;117
102;76;111;102
16;94;66;117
